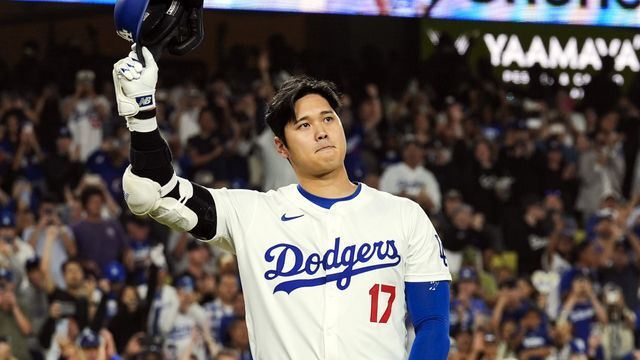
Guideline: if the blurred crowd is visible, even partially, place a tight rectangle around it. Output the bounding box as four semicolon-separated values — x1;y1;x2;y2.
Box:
2;30;640;360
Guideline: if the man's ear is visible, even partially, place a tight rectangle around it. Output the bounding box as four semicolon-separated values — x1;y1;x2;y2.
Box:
274;136;289;159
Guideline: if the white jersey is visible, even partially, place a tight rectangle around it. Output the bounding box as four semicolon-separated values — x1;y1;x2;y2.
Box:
379;162;442;213
165;304;208;360
65;96;109;161
205;183;451;360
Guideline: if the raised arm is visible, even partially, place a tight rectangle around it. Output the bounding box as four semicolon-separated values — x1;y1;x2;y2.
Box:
40;226;59;294
113;46;218;241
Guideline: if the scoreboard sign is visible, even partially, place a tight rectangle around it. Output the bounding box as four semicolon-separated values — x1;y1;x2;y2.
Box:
428;0;640;28
421;20;640;96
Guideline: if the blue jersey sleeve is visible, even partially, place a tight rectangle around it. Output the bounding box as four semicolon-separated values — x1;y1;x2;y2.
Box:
406;281;450;360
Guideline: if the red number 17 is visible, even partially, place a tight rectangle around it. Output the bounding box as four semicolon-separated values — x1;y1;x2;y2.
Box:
369;284;396;323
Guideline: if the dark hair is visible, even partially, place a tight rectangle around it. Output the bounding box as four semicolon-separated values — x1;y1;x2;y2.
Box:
80;186;104;209
61;258;83;274
265;75;341;146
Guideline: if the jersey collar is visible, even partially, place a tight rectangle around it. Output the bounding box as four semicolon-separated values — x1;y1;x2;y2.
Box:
296;183;362;210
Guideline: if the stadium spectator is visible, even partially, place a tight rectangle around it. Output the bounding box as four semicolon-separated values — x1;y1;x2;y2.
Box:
558;272;607;345
23;198;76;289
0;211;34;286
205;273;239;343
450;267;490;336
62;70;111;161
20;257;49;359
72;185;127;271
0;267;32;360
163;275;210;360
40;127;84;203
379;136;441;214
576;129;625;220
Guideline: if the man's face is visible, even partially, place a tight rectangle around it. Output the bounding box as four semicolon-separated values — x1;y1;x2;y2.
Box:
230;320;249;348
178;288;195;308
84;194;103;218
82;347;99;360
403;143;423;168
218;275;238;303
76;81;94;97
277;94;346;178
0;227;16;242
187;247;208;267
64;262;84;289
28;269;43;288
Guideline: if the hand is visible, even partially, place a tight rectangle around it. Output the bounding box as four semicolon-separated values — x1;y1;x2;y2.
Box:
100;329;116;357
150;244;166;268
45;225;60;240
49;302;62;319
471;213;485;231
98;279;111;294
257;50;270;73
4;290;17;309
0;240;11;257
112;45;158;117
37;214;49;229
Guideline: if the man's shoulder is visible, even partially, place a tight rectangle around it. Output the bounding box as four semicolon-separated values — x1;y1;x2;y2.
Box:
363;184;418;209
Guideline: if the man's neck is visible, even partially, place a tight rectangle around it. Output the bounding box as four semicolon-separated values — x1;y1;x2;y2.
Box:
405;161;420;170
296;167;356;198
188;265;203;278
85;215;102;222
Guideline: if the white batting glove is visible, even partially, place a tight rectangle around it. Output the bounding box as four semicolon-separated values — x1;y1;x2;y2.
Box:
112;45;158;118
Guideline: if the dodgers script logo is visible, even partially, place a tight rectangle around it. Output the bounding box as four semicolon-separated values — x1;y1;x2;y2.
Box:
264;237;401;294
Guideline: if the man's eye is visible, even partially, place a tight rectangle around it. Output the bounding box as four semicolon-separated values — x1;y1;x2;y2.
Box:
298;123;310;129
324;117;333;122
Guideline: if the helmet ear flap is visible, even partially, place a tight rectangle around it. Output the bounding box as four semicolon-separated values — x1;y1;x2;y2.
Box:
139;1;185;48
167;6;204;56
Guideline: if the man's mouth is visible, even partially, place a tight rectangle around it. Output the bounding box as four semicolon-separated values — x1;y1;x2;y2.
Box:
315;145;336;153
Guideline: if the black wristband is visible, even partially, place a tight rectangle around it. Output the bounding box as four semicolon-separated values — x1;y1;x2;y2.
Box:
134;108;157;120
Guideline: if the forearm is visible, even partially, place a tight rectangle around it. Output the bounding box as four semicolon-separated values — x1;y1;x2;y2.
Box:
60;230;77;257
12;306;32;335
558;297;577;322
520;347;553;359
27;227;43;248
591;297;608;324
41;238;56;293
12;145;26;170
409;316;449;360
406;281;450;360
491;300;506;329
124;131;218;239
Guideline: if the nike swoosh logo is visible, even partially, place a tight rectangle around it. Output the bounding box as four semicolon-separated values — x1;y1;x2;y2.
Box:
281;214;304;222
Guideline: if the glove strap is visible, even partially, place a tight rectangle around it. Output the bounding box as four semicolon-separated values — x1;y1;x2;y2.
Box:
135;109;157;119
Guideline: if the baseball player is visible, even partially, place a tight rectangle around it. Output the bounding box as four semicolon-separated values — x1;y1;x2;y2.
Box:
113;46;451;359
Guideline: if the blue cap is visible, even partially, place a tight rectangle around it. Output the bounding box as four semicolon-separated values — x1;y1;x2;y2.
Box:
0;211;15;228
103;261;126;283
0;268;13;282
79;329;101;348
175;275;195;292
459;267;478;282
114;0;150;43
